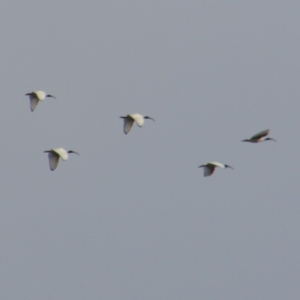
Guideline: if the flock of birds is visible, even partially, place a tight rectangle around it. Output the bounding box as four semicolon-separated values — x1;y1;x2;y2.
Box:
26;90;276;175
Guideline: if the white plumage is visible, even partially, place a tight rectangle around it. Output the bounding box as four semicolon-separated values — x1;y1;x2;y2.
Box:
25;90;56;111
198;162;233;177
120;113;154;134
44;148;79;171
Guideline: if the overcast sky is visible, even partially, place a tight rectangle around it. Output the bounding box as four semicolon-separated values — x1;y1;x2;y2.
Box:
1;1;300;299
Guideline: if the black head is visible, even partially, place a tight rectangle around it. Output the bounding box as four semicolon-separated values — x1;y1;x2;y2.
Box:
25;92;33;96
46;94;56;99
265;137;276;142
144;116;155;121
225;164;234;170
67;150;79;155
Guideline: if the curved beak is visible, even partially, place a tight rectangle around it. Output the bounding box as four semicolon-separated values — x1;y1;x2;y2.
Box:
47;94;56;99
69;150;79;155
146;116;155;121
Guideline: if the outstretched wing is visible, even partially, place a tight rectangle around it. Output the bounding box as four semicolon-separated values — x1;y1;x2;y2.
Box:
48;152;60;171
123;118;134;134
199;165;215;177
203;166;214;177
199;164;215;177
251;129;269;140
30;95;39;112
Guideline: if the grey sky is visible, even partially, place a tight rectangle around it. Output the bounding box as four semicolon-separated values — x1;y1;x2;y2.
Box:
1;1;300;299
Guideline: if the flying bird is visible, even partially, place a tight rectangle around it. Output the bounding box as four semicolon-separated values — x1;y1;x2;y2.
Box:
44;148;79;171
25;91;56;111
120;113;154;134
198;162;234;177
242;129;276;143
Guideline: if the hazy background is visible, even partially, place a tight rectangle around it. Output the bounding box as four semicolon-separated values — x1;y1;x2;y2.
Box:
1;1;300;299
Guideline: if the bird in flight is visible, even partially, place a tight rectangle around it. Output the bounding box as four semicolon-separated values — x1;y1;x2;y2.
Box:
120;113;154;134
44;148;79;171
25;90;56;111
242;129;276;143
198;162;234;177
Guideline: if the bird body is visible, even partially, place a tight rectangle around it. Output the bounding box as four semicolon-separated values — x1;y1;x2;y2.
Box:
198;161;233;177
242;129;276;143
25;90;56;111
44;148;79;171
120;113;154;134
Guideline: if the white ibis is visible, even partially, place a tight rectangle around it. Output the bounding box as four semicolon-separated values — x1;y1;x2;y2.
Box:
198;162;234;177
43;148;79;171
120;113;154;134
25;91;56;111
242;129;276;143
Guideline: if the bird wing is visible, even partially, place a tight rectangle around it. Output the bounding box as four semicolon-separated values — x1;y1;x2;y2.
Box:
34;91;46;100
209;162;225;169
123;118;134;134
250;129;269;140
48;152;60;171
131;114;144;127
30;96;39;112
52;148;68;160
203;166;215;177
